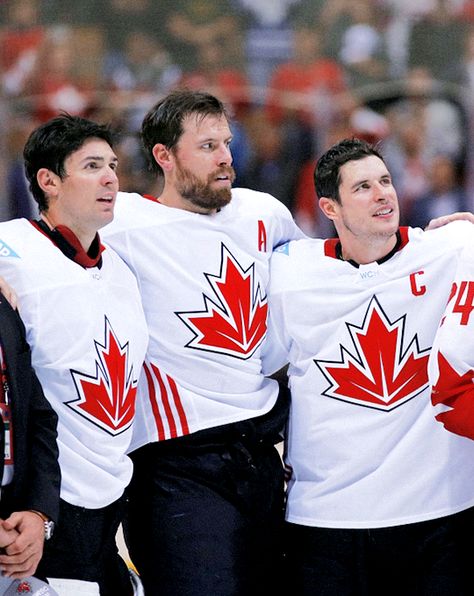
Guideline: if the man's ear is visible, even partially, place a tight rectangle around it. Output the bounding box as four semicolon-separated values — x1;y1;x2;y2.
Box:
152;143;173;173
36;168;60;198
319;196;339;221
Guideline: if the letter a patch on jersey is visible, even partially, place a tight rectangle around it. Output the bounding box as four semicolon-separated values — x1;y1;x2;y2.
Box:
314;296;430;411
176;243;268;359
66;317;138;435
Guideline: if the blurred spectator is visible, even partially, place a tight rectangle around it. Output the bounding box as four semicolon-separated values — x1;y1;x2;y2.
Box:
41;0;97;25
164;0;243;72
382;67;465;204
444;25;474;94
22;27;91;122
409;153;468;227
5;112;39;219
381;0;450;76
0;0;473;225
404;67;465;161
338;0;389;88
383;112;431;224
239;107;312;212
104;0;167;55
457;0;474;22
177;40;250;119
408;0;465;80
290;0;353;59
265;24;347;127
228;119;252;186
104;30;180;94
232;0;297;102
113;133;158;196
0;0;44;97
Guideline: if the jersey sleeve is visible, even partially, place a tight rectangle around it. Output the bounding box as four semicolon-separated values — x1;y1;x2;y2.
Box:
428;239;474;440
270;196;306;248
261;249;292;375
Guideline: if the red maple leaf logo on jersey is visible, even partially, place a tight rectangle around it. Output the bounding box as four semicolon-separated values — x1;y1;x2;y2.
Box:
66;317;138;435
315;297;430;411
176;244;268;359
431;352;474;439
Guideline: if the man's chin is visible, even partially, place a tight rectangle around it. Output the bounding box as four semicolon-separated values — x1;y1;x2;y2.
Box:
189;189;232;211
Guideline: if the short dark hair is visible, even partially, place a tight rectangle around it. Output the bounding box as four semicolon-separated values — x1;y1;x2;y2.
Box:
23;113;115;212
314;138;385;203
141;89;229;176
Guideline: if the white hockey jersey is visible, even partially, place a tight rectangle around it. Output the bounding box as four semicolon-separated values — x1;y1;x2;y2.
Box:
429;240;474;440
102;189;304;451
263;221;474;529
0;220;148;508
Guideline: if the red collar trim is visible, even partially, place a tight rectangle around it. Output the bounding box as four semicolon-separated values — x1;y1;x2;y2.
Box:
324;238;339;258
31;220;105;268
324;228;409;263
143;194;161;203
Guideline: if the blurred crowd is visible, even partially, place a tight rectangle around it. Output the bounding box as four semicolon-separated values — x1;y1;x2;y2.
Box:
1;0;474;236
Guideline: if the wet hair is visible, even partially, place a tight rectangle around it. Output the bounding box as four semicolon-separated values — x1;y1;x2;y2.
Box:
141;89;229;176
23;113;115;212
314;138;385;203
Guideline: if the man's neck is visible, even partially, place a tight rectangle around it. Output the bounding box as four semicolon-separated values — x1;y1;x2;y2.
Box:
41;213;96;252
339;233;399;266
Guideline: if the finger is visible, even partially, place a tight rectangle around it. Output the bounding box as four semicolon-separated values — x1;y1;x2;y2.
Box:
425;216;450;230
0;551;41;579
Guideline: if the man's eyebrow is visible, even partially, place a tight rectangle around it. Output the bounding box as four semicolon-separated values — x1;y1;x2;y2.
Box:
196;135;233;144
80;155;119;163
350;178;368;190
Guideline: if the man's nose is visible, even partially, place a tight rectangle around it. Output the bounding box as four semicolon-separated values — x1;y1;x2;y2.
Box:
217;144;232;166
103;167;118;185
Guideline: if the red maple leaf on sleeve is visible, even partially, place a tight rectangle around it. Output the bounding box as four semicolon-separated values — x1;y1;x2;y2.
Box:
431;352;474;440
177;245;268;359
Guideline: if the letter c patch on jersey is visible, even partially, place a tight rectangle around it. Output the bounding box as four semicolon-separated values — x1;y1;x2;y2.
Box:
410;271;426;296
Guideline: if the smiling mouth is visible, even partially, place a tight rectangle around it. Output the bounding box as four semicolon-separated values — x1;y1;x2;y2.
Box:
98;196;114;203
374;208;393;217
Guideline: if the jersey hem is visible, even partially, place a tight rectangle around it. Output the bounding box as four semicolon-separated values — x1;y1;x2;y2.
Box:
129;395;279;452
285;496;474;529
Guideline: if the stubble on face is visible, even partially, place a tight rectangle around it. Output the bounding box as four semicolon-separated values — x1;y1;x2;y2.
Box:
175;159;236;211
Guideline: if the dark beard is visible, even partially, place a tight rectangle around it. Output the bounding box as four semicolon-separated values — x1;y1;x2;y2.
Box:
176;163;236;211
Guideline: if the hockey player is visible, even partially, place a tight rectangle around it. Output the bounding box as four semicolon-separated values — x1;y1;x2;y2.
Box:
429;240;474;441
0;115;149;595
101;89;304;595
262;138;474;595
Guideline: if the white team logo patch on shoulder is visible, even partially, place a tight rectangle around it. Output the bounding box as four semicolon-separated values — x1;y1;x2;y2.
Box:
176;243;268;359
314;296;430;411
66;317;138;435
274;242;290;255
0;240;19;258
